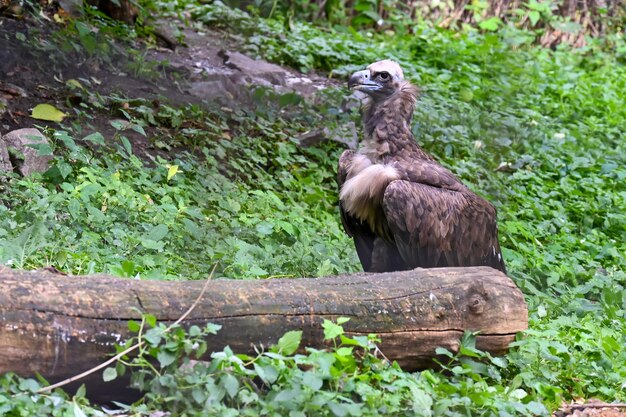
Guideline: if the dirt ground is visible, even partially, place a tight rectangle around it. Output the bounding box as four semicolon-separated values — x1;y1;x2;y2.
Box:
554;400;626;417
0;15;336;161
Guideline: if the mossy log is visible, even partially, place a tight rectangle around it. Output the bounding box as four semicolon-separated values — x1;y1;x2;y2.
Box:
0;265;527;401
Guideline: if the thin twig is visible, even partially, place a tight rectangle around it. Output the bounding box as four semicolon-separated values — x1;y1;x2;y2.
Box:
36;265;217;394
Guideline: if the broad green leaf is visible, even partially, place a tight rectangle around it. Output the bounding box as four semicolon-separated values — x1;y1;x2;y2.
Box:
110;120;127;130
206;323;222;334
82;132;105;145
145;314;157;328
220;373;239;398
144;327;164;346
191;387;206;404
335;347;353;357
75;384;86;398
478;17;501;31
144;224;169;242
254;363;279;384
302;372;323;390
528;10;541;26
31;103;67;122
509;388;529;400
120;135;132;155
255;221;274;236
73;403;88;417
127;320;140;332
248;265;269;276
167;164;179;181
435;347;454;358
274;330;302;355
131;124;146;137
74;21;91;37
66;79;84;89
322;319;344;340
55;160;73;179
157;350;177;367
102;367;117;382
18;378;40;392
182;218;201;239
459;88;474;102
410;386;433;416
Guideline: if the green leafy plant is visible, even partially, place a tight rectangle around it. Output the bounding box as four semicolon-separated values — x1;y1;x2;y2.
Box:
103;316;549;416
1;1;625;415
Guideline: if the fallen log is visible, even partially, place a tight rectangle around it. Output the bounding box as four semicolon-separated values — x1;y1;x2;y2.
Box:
0;265;527;401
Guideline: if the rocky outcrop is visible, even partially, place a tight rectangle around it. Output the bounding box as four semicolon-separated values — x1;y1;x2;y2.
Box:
0;132;12;175
1;128;52;176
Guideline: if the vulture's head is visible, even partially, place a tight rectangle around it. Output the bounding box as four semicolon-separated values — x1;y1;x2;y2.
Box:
348;60;405;100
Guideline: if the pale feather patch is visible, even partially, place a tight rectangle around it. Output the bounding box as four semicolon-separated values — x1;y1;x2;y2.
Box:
340;164;399;226
347;154;372;177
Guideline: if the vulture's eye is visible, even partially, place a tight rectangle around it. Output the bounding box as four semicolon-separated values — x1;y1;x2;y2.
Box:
378;72;391;81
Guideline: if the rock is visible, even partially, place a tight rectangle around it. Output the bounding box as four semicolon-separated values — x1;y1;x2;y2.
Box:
0;133;12;174
153;21;180;50
342;93;364;113
57;0;139;22
219;50;287;85
2;128;52;176
188;76;248;104
296;121;358;149
0;97;7;119
296;128;327;147
56;0;83;17
333;122;359;149
0;82;28;98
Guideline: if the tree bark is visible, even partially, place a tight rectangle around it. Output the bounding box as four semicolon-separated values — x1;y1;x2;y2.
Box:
0;265;527;401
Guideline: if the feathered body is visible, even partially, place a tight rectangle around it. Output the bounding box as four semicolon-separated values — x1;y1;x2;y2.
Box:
338;60;506;273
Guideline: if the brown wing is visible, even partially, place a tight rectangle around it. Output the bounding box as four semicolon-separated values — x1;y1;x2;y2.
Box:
382;180;506;272
338;150;407;272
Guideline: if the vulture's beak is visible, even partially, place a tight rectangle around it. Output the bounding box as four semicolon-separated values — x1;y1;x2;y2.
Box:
348;69;379;92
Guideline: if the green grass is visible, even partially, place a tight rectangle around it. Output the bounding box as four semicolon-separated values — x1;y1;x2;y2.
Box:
1;2;625;415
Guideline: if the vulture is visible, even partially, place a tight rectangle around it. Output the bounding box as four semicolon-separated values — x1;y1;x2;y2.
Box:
338;60;506;273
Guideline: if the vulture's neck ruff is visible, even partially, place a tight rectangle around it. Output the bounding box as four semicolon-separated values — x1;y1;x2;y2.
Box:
348;60;420;156
362;81;418;144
